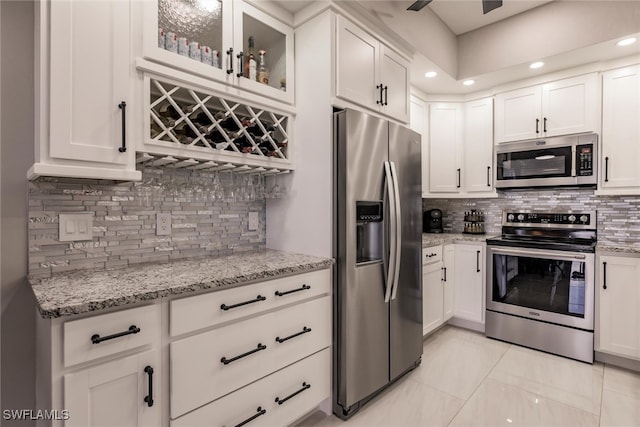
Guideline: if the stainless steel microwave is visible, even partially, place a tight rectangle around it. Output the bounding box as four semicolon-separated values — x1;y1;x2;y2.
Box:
495;133;597;189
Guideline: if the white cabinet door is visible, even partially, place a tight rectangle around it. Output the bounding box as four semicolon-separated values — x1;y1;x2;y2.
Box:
49;0;131;165
423;259;444;336
494;85;542;143
443;244;455;321
380;45;410;123
429;103;462;193
453;244;485;324
335;16;379;110
463;97;494;193
601;65;640;189
64;349;160;427
542;73;599;137
410;95;429;195
598;255;640;359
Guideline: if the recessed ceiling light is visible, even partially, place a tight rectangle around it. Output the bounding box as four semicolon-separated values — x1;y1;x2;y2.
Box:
617;37;637;46
530;61;545;69
424;71;438;78
463;80;475;86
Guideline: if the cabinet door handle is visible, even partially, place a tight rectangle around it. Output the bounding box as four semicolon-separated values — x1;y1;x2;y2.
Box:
476;250;481;273
221;343;267;365
276;326;312;343
275;382;311;406
543;117;547;133
442;267;447;282
457;168;461;188
275;284;310;297
143;366;154;407
220;295;266;311
487;166;491;187
535;118;540;134
226;47;234;74
91;325;140;344
118;101;127;153
234;407;266;427
236;51;244;78
376;84;384;105
605;157;609;182
383;85;388;106
602;261;607;290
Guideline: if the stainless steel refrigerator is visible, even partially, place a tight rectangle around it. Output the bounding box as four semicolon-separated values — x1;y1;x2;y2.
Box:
333;108;423;419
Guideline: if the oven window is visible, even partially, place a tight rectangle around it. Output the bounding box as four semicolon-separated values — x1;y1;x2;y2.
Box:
492;254;586;318
497;146;572;180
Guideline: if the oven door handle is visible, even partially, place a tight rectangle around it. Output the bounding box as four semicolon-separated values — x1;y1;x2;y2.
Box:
490;247;586;260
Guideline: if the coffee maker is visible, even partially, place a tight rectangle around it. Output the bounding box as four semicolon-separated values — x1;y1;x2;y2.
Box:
423;209;443;233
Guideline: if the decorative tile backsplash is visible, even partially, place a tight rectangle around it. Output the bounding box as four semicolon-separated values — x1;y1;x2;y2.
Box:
29;167;266;278
423;188;640;248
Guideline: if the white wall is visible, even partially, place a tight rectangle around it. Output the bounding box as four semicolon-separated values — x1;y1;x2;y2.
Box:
1;1;36;424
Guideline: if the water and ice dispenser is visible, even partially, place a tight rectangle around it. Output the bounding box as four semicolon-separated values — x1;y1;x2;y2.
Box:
355;201;383;264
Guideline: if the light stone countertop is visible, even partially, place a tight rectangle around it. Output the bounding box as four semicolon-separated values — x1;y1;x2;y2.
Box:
29;249;334;319
422;233;496;248
596;243;640;255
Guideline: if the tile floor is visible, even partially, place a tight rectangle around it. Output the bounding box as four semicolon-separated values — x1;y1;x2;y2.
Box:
298;326;640;427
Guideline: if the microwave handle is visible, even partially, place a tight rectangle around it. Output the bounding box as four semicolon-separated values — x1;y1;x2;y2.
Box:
491;247;586;260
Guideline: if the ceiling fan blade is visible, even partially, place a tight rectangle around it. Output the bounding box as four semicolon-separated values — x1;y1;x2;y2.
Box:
482;0;503;14
407;0;433;12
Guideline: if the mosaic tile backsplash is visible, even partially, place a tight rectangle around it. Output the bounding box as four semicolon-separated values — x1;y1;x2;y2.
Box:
29;167;266;279
423;188;640;248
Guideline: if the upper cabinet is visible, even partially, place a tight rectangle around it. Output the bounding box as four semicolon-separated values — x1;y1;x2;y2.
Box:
428;103;463;193
599;65;640;193
31;0;140;181
463;98;494;193
141;0;294;104
494;73;599;143
336;16;410;123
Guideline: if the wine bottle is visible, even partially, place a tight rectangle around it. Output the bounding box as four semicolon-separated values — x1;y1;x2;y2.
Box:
257;49;269;85
214;111;240;132
244;36;257;80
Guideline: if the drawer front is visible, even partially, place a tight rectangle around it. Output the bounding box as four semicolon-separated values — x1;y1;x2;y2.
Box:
171;348;331;427
64;304;161;368
170;296;331;419
170;268;331;337
423;245;443;265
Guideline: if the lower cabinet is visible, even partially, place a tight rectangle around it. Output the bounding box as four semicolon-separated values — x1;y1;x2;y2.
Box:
597;253;640;359
453;243;485;324
422;244;455;336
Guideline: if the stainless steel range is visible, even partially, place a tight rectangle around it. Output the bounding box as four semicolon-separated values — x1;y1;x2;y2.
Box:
485;211;596;363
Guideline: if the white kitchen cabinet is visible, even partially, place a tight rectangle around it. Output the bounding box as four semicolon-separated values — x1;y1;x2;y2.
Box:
443;244;455;321
140;0;294;104
429;103;463;193
64;349;160;427
597;254;640;359
494;73;599;143
31;0;140;181
463;98;494;193
422;246;444;336
599;65;640;192
453;244;485;324
336;16;410;123
410;95;429;195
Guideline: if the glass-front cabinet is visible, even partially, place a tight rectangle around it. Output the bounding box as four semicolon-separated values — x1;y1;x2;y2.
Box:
142;0;294;104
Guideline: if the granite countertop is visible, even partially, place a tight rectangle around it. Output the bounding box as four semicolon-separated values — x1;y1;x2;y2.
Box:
29;249;334;319
596;243;640;255
422;233;497;247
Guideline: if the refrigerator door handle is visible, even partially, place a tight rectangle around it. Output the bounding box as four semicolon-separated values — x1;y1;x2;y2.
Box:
384;161;397;303
390;161;402;301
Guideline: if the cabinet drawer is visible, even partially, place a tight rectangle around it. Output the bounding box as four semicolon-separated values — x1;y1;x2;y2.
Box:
170;269;330;337
63;304;161;368
170;296;331;419
422;245;443;265
171;348;330;427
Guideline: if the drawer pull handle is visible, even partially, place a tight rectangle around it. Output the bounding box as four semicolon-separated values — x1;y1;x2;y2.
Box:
220;295;266;311
426;253;437;258
276;326;312;344
234;407;266;427
275;284;311;297
91;325;140;344
221;343;267;365
143;366;154;407
275;382;311;406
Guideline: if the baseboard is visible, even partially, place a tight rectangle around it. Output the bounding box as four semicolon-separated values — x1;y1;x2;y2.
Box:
447;317;485;333
595;351;640;372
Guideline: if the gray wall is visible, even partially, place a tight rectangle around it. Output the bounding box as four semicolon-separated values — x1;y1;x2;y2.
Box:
1;1;36;424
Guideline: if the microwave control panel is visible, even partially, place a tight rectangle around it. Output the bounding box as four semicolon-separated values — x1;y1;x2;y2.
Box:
576;144;594;176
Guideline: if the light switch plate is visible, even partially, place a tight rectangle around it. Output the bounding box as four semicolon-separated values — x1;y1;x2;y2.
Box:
157;212;171;236
59;213;94;242
248;212;259;231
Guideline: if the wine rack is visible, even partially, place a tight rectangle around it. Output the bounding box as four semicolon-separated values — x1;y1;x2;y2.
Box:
143;76;292;171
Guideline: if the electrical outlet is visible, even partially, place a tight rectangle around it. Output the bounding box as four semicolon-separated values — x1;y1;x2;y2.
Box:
156;212;171;236
248;212;259;231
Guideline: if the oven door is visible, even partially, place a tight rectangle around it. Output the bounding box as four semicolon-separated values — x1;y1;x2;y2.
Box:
486;245;594;330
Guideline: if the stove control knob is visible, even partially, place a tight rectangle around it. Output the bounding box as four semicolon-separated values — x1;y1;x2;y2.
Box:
580;215;588;223
517;214;525;221
507;214;515;222
568;215;576;222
